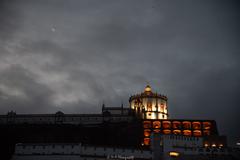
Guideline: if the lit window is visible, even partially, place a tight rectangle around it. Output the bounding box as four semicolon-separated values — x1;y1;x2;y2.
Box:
193;130;202;137
143;121;151;128
169;151;180;157
203;122;211;130
153;121;161;128
192;122;201;129
212;144;216;147
144;138;150;145
163;130;171;134
182;121;191;129
153;129;160;133
144;129;151;137
172;121;181;129
173;130;181;135
183;130;192;136
162;121;171;129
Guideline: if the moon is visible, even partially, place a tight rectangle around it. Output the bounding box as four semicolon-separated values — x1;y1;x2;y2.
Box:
51;27;56;32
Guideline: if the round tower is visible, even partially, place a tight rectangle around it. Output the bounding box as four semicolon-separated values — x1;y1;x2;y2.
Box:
129;85;168;119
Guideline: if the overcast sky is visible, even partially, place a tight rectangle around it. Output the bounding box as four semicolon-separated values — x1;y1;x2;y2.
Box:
0;0;239;145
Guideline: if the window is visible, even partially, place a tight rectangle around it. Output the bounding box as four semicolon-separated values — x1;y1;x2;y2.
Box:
162;121;171;129
203;122;211;130
144;129;151;137
144;138;150;145
163;130;171;134
173;130;181;135
183;130;192;136
172;121;181;129
153;121;161;128
143;121;151;128
182;121;191;129
192;122;201;129
193;130;202;137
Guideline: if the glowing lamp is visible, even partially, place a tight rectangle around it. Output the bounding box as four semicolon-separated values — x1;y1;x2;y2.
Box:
169;151;180;157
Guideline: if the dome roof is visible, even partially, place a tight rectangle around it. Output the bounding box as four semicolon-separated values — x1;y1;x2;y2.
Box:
144;84;152;92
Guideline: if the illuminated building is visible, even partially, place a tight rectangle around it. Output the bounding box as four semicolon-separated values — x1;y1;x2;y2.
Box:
129;85;168;120
0;84;237;160
131;85;220;146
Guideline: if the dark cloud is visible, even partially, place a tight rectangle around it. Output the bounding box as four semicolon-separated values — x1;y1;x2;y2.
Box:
0;0;239;145
0;0;22;41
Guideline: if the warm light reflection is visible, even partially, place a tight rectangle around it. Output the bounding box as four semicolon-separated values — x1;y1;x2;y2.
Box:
193;130;202;137
153;121;161;128
182;121;191;129
143;121;151;128
203;122;211;130
163;129;171;134
169;151;180;157
192;122;201;129
162;121;171;129
173;130;181;135
172;121;181;129
153;129;160;133
183;130;192;136
144;129;151;137
144;138;150;145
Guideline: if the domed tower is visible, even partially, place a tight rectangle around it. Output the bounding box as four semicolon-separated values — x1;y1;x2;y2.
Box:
129;85;168;119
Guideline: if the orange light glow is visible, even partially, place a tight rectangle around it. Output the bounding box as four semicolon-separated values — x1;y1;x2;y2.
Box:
144;129;151;137
203;122;211;130
172;121;181;129
173;130;181;135
183;130;192;136
144;138;150;145
162;121;171;129
153;129;160;133
163;129;171;134
192;122;201;129
193;130;202;137
169;151;180;157
153;121;161;128
182;121;191;129
143;121;151;128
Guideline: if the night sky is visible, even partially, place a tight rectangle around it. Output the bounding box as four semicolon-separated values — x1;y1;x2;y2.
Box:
0;0;239;146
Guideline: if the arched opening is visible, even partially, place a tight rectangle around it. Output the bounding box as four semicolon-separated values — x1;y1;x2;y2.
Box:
203;130;210;136
153;129;160;133
172;121;181;129
162;121;171;129
203;122;211;130
143;121;151;128
153;121;161;128
182;121;191;129
144;138;150;145
183;130;192;136
192;122;201;130
193;130;202;137
173;130;181;135
144;129;151;137
163;129;171;134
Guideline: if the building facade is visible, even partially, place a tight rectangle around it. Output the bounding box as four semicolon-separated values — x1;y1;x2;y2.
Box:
0;84;236;159
12;143;152;160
